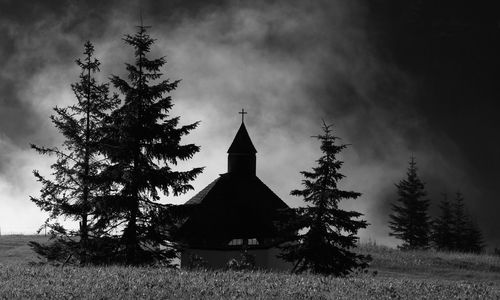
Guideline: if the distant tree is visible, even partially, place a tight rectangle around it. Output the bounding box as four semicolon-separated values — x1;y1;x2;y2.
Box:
389;157;431;250
462;218;484;253
450;192;468;251
30;41;119;265
100;24;203;265
449;192;485;253
431;193;454;251
279;121;370;276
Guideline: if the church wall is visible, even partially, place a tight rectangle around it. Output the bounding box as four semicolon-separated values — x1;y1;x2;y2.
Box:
181;247;293;272
265;247;294;271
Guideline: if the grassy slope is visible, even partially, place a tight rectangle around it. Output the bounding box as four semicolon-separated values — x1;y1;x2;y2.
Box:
359;243;500;285
0;235;48;265
0;235;499;299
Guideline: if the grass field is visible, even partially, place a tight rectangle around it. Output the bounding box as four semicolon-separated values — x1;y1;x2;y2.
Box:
0;235;499;299
0;235;48;265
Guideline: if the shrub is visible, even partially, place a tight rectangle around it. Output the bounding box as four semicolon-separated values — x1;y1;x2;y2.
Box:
226;251;256;271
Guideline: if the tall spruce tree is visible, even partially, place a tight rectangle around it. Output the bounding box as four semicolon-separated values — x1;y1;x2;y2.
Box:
279;121;369;276
101;24;203;265
431;193;454;251
30;42;119;265
389;157;431;250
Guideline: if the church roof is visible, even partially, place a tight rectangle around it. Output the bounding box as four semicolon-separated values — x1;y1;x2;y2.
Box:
227;122;257;154
179;172;289;246
185;177;220;205
178;115;290;249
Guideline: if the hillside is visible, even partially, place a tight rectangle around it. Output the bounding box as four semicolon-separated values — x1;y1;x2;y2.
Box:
359;243;500;285
0;235;499;299
0;235;48;265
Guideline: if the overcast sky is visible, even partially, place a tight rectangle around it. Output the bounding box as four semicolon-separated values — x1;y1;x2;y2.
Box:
0;0;498;248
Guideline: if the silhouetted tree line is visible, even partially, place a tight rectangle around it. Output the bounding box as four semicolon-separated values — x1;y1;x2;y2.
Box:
389;158;484;253
432;192;484;253
30;25;202;266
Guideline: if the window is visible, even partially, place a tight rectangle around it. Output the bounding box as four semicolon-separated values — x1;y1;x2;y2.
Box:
228;238;259;246
228;238;243;246
248;238;259;245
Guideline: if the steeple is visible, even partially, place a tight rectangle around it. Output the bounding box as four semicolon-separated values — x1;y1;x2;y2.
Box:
227;110;257;175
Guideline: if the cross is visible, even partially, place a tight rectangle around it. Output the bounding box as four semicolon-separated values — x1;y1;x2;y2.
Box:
140;7;143;27
239;108;248;123
137;7;151;30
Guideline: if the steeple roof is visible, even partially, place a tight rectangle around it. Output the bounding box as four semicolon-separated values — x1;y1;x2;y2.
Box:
227;122;257;154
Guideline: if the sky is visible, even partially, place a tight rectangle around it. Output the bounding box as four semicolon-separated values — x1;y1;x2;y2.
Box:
0;0;499;248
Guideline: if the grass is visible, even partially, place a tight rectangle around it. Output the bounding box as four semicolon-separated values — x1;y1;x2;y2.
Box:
359;242;500;285
0;235;48;265
0;265;497;299
0;235;499;299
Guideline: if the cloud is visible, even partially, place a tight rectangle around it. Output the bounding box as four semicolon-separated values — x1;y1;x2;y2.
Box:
0;136;49;234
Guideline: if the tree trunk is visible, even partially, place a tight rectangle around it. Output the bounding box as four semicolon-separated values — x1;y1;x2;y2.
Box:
80;57;92;266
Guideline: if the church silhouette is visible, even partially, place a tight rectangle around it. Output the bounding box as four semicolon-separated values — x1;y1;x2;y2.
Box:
179;110;292;270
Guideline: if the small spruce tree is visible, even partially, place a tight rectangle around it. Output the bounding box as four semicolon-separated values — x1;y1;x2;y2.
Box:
450;192;485;253
30;41;119;265
101;24;203;265
389;157;431;250
279;121;369;276
431;193;454;251
463;218;484;253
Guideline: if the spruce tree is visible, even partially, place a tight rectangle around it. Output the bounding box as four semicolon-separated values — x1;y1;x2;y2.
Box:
101;24;203;265
450;192;485;253
463;218;484;253
389;157;431;250
431;193;454;251
451;192;468;251
279;121;369;276
30;42;119;265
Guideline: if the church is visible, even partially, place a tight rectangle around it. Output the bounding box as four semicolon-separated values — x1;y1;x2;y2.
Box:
179;110;293;271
